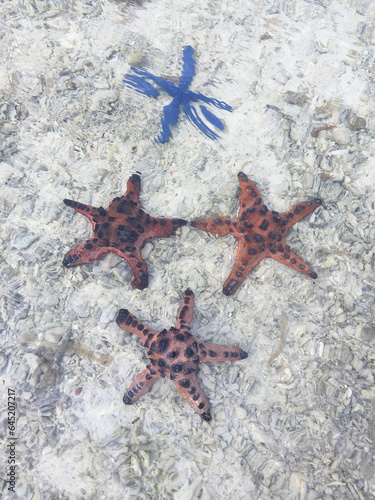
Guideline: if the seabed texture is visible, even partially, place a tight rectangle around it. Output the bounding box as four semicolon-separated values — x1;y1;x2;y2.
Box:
1;1;375;499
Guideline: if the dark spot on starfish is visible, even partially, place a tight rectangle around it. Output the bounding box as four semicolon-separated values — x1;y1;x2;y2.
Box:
244;235;251;242
200;350;207;357
185;289;193;296
208;350;217;357
244;222;253;229
259;220;269;230
175;333;185;342
224;352;229;357
290;258;297;264
193;393;200;401
158;359;167;368
179;305;189;319
248;248;257;255
179;379;190;388
255;198;261;205
284;254;290;259
198;402;205;409
167;350;179;359
125;316;133;326
231;352;239;358
184;296;190;304
185;347;194;358
254;234;263;242
143;329;149;335
225;220;231;225
146;374;152;380
84;242;93;250
172;362;184;373
189;387;196;394
98;207;107;216
213;218;223;224
193;356;200;364
294;205;305;215
184;367;195;375
308;270;318;279
246;207;256;214
236;271;243;277
138;272;149;290
242;260;248;266
278;245;284;252
268;231;276;239
136;262;142;268
132;320;138;327
158;338;169;353
273;215;281;223
239;350;248;359
299;264;305;269
137;324;144;331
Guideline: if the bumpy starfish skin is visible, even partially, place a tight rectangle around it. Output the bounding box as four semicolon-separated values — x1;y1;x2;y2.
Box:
63;174;186;290
116;289;248;421
192;172;321;295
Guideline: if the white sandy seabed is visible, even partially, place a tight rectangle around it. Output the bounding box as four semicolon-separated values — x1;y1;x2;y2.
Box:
0;0;375;499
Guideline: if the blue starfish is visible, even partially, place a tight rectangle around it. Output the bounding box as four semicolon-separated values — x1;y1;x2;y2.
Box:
123;46;233;143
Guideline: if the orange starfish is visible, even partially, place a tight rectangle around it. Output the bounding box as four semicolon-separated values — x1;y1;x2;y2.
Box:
63;174;186;290
192;172;321;295
117;289;248;421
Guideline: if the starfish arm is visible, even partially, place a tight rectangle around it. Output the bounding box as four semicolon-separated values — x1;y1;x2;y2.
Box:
179;45;195;90
62;239;111;267
175;289;194;329
63;199;99;228
185;90;233;111
270;245;318;279
199;342;248;362
237;172;263;217
142;217;187;239
222;237;266;295
129;67;178;96
182;101;220;140
155;95;183;143
173;371;211;421
191;216;233;238
280;199;322;236
123;74;160;98
116;308;159;340
200;105;225;131
123;367;161;405
106;174;142;213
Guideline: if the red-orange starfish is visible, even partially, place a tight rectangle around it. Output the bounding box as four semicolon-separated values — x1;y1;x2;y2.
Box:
117;289;248;421
63;174;186;290
192;172;321;295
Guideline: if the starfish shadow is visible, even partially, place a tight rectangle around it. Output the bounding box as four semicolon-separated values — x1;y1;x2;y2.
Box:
124;46;233;143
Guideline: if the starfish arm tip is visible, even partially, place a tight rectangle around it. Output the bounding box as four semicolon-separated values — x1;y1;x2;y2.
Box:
131;271;149;290
116;309;129;325
308;270;318;279
239;349;248;359
201;411;212;422
123;394;134;405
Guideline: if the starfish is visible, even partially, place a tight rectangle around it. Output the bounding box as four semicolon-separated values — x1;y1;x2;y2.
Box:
123;46;233;143
116;289;248;421
63;173;186;290
191;172;321;295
